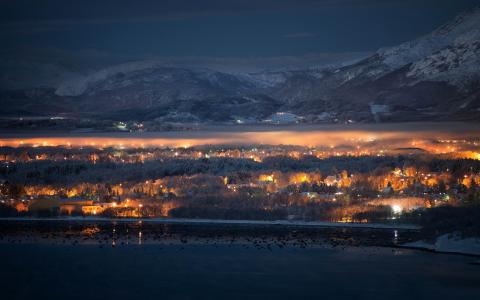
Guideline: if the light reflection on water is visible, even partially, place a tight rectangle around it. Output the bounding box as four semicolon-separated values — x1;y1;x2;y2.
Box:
112;224;116;246
0;220;421;249
81;226;100;236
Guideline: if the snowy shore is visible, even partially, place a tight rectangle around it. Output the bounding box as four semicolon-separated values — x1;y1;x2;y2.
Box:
401;233;480;256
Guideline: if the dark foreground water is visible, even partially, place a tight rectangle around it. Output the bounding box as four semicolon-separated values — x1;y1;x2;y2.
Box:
1;244;479;300
0;220;479;300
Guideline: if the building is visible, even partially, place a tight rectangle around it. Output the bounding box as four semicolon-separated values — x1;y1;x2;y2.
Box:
28;198;60;216
324;175;339;186
59;197;94;215
265;112;300;124
81;203;112;215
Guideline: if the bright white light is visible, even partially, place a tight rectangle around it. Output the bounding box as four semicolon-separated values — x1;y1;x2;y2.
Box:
391;205;402;214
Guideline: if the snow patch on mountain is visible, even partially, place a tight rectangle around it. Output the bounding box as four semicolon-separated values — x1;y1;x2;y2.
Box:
55;61;169;96
379;8;480;69
239;72;289;88
55;61;272;97
407;40;480;90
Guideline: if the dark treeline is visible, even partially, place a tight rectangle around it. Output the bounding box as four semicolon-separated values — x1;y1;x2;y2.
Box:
0;144;305;159
401;204;480;236
2;156;480;185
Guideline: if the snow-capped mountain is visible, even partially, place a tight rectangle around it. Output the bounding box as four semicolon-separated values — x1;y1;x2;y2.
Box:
273;8;480;121
1;9;479;123
406;39;480;89
55;64;270;115
383;8;480;90
380;8;480;69
39;63;282;123
56;61;263;98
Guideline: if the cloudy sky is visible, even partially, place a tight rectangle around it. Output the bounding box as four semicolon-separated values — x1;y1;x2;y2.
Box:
0;0;478;87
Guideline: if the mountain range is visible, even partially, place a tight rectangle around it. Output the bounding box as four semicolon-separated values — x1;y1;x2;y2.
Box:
1;8;479;124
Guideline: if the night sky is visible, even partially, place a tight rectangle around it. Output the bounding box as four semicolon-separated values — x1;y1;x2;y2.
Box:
0;0;478;85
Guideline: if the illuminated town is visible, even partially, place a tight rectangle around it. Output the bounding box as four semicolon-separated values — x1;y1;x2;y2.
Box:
1;133;479;222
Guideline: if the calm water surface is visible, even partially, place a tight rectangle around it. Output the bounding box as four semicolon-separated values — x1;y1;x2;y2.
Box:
0;220;479;300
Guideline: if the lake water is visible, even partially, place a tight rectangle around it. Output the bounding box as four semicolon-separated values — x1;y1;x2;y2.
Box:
0;220;479;299
1;243;479;300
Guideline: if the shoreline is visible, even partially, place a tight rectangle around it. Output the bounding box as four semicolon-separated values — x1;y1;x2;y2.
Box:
5;217;480;257
0;216;420;230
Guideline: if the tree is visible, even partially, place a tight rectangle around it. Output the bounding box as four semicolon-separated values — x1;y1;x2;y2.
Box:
438;180;447;193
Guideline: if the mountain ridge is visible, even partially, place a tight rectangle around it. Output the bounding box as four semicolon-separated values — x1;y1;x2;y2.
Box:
1;8;479;124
